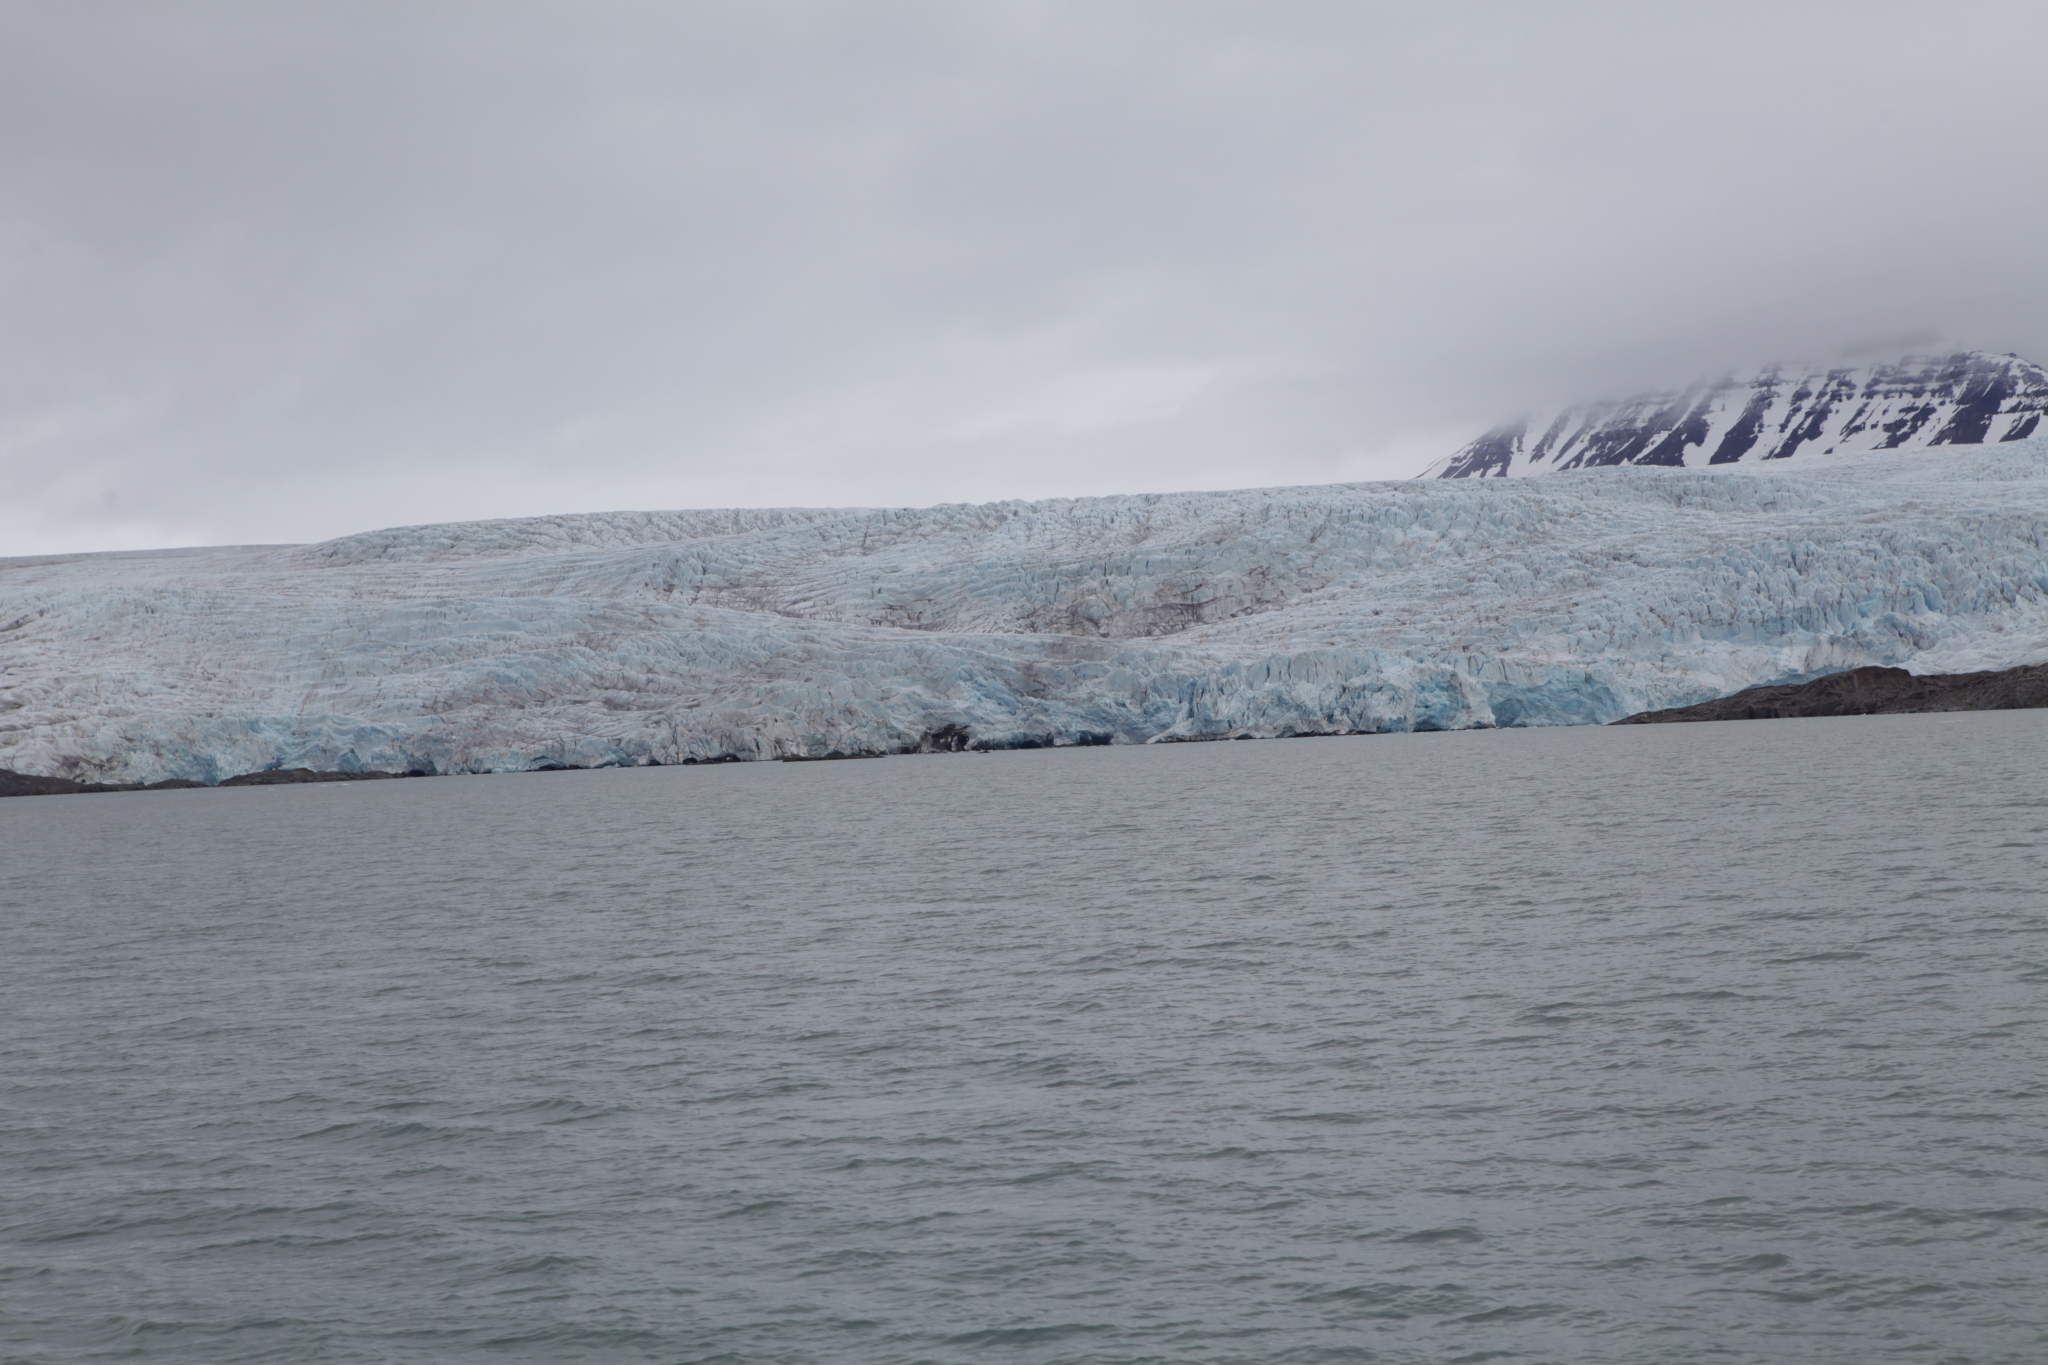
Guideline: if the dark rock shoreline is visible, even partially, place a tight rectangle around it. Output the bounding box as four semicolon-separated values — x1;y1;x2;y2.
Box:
1613;662;2048;725
0;767;428;799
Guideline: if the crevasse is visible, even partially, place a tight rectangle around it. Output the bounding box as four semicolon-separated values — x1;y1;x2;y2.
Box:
2;441;2045;782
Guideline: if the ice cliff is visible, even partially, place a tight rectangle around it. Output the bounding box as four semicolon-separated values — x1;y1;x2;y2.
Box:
1423;351;2048;478
3;439;2047;782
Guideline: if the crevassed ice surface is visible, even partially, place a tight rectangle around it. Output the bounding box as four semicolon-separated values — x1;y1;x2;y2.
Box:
1422;350;2048;478
3;441;2047;782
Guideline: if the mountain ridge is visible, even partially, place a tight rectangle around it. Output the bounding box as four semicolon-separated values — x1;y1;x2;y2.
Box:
1423;350;2048;478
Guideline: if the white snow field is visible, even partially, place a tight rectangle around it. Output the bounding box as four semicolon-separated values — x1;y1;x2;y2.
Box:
3;440;2047;782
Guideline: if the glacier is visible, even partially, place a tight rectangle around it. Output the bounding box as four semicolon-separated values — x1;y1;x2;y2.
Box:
3;439;2047;783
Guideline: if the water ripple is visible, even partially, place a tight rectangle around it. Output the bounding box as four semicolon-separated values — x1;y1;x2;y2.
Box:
2;711;2045;1363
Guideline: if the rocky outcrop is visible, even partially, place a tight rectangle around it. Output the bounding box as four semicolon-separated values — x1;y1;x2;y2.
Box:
217;767;409;786
0;767;419;797
0;770;206;797
1424;351;2048;478
1611;663;2048;724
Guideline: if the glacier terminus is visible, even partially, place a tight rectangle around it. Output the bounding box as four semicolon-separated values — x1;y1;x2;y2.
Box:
4;353;2048;784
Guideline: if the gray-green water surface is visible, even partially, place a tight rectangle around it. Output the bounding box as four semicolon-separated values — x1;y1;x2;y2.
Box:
4;712;2045;1363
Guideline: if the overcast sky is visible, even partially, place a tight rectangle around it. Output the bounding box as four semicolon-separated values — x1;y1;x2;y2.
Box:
5;1;2046;554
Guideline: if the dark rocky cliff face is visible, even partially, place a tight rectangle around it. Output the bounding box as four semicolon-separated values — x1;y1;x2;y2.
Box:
1426;351;2048;479
1612;663;2048;724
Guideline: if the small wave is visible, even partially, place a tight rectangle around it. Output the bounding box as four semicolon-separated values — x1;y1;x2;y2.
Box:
491;1253;589;1275
1266;1111;1368;1124
1703;1252;1791;1273
476;1325;669;1351
290;1120;509;1147
1397;1226;1483;1244
943;1322;1113;1346
1452;1302;1560;1323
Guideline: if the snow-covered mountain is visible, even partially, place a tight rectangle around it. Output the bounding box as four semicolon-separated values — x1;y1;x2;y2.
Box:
4;439;2047;782
1422;351;2048;478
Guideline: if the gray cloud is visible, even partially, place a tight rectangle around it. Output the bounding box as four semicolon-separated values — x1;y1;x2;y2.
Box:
4;0;2046;553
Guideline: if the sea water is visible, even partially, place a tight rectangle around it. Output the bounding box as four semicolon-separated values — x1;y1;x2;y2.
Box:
3;713;2044;1364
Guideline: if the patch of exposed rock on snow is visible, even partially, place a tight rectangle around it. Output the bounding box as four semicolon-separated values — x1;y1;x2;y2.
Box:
2;440;2045;782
